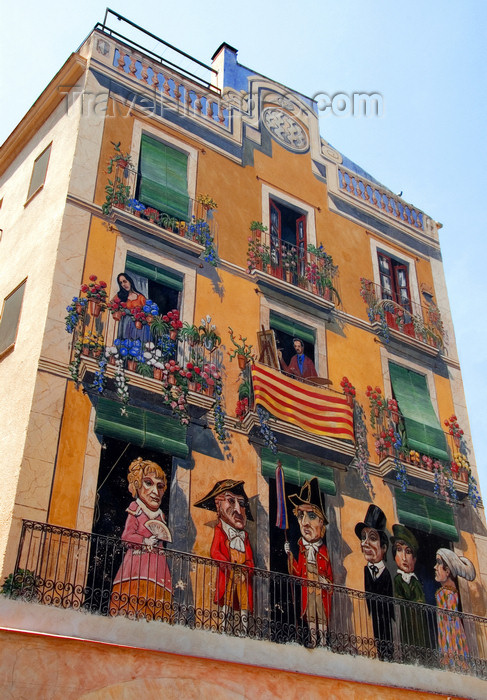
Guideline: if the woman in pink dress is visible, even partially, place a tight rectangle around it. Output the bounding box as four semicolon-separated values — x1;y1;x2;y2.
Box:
110;457;172;620
434;548;476;669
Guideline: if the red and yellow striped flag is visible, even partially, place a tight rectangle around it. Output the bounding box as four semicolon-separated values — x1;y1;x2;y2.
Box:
252;363;354;441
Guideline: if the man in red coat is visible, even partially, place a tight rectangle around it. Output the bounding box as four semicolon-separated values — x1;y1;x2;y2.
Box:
278;338;317;380
194;480;254;630
285;477;333;647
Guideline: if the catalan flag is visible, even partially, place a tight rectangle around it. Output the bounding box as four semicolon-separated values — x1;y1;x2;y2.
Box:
252;363;354;441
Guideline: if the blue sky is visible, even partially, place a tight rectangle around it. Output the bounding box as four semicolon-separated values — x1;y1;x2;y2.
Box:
2;1;486;500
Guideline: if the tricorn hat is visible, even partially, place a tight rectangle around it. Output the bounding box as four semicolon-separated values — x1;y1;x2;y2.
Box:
193;479;253;521
391;524;419;555
288;477;328;524
354;504;387;539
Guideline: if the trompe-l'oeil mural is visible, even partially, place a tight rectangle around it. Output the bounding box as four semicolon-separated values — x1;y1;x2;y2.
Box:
104;458;476;665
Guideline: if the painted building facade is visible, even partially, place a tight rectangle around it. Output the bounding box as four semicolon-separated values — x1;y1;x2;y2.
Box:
0;12;486;699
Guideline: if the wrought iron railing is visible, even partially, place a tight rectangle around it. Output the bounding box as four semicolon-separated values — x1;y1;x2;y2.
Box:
247;233;340;305
104;162;218;248
360;279;445;350
7;520;487;677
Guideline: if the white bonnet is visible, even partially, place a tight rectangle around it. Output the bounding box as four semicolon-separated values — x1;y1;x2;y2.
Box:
437;548;476;581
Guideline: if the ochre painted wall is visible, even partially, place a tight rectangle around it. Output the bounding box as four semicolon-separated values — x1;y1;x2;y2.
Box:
0;629;463;700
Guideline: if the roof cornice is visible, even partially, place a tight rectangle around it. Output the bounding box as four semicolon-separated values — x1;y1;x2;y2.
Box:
0;53;86;178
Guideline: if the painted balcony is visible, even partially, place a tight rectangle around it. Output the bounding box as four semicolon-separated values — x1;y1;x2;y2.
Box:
8;520;487;679
103;163;219;266
338;167;425;232
247;233;339;313
66;301;224;420
369;403;481;506
360;279;445;354
235;363;355;467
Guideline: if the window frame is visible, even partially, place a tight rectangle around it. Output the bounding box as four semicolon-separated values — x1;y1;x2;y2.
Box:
109;238;197;348
369;238;421;310
260;297;327;379
260;183;317;248
0;278;27;358
25;143;52;203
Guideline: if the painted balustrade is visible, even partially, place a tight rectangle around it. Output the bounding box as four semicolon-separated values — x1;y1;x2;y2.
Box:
338;168;424;231
9;520;487;677
113;46;229;128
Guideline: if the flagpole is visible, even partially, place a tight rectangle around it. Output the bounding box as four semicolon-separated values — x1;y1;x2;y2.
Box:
275;461;295;606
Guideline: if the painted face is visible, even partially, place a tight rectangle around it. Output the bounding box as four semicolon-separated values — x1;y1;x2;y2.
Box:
119;275;131;292
137;474;165;511
434;556;450;584
296;504;324;543
360;527;385;564
217;491;247;530
293;340;304;355
395;541;416;574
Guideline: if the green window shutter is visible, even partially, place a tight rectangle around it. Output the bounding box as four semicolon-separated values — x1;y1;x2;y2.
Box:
261;448;336;496
389;363;448;461
125;254;183;291
94;398;188;459
269;312;315;346
395;489;458;541
138;134;189;220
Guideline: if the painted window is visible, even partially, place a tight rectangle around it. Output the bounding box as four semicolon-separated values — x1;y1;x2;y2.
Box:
0;279;26;357
26;144;51;201
269;199;307;280
378;252;416;335
269;311;317;375
136;134;189;220
389;362;448;461
394;488;456;605
113;254;182;344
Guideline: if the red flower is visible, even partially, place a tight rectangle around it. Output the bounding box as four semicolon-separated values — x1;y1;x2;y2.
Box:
89;275;97;281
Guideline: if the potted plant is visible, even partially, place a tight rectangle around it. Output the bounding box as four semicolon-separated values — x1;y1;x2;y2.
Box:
246;237;271;273
127;198;145;217
163;309;183;340
65;296;87;333
250;221;268;239
228;326;255;369
197;194;218;212
180;321;201;347
340;376;356;407
365;384;385;428
202;362;221;396
164;359;181;386
184;361;204;392
387;398;399;424
80;275;108;317
199;315;221;353
281;245;298;282
102;142;132;215
444;414;464;448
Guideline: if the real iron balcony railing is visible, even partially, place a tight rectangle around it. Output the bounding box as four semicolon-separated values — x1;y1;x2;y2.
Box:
7;520;487;678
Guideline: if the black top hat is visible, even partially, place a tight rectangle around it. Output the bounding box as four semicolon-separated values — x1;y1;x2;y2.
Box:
354;504;387;539
193;479;254;521
288;477;328;524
